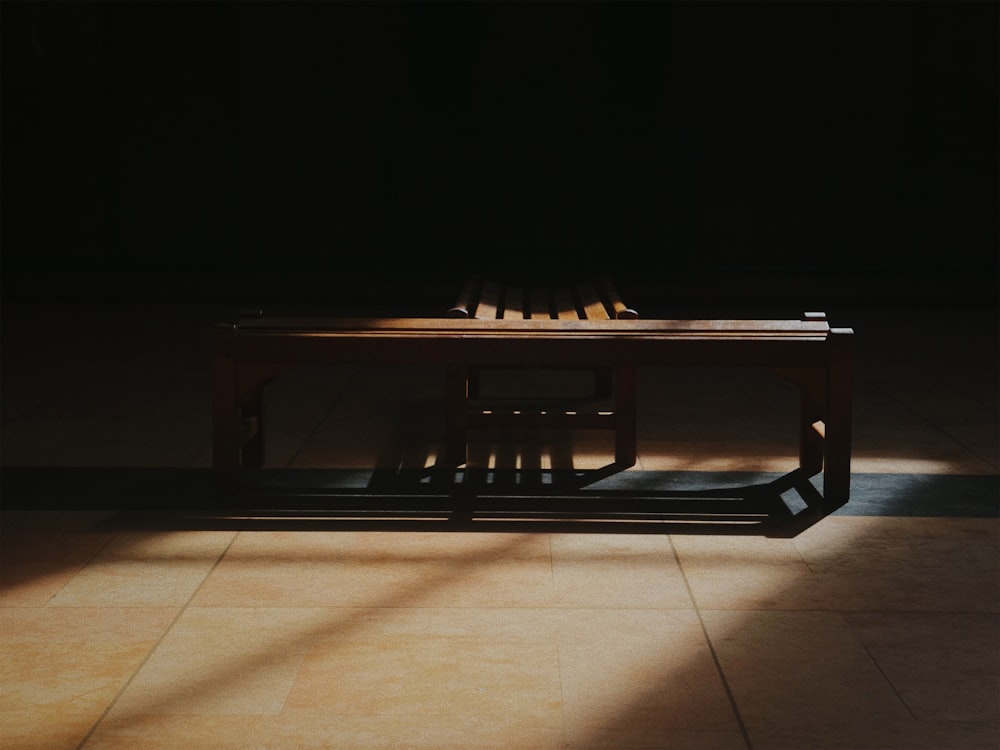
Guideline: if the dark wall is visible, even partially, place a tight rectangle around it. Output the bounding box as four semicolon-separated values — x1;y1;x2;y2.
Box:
2;1;997;307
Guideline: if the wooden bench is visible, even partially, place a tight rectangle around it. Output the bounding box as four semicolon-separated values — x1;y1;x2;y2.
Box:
444;277;641;467
212;297;854;507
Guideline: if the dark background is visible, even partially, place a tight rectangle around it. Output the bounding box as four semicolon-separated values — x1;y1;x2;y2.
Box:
2;1;997;310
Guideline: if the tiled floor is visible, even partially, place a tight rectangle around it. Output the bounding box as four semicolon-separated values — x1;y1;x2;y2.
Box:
1;302;997;749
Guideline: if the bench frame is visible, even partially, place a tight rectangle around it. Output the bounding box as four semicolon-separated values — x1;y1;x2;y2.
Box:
212;313;854;507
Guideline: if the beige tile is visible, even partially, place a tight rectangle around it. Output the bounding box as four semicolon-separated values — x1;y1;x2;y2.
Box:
284;605;667;645
83;711;566;749
547;534;692;609
670;534;824;610
403;533;682;609
792;517;1000;612
0;607;177;750
192;531;691;610
842;611;1000;723
48;530;236;607
106;607;330;717
286;628;561;723
91;606;749;748
97;606;570;749
2;706;103;750
566;727;747;750
1;516;116;607
701;609;942;750
747;717;1000;750
792;515;999;558
674;517;1000;613
559;609;742;749
0;605;177;645
1;562;97;607
279;607;730;749
192;531;555;608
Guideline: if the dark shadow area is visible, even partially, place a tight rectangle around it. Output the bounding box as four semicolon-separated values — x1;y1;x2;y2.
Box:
2;467;996;538
217;465;833;539
2;2;996;310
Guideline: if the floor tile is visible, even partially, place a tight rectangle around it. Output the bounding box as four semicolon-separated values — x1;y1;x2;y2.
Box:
82;712;567;749
701;609;961;750
792;516;1000;612
1;513;117;607
547;533;692;608
191;531;554;608
558;609;743;749
47;530;236;607
285;619;562;725
191;531;692;610
670;534;823;611
0;607;178;750
842;611;1000;724
105;607;330;718
673;517;1000;612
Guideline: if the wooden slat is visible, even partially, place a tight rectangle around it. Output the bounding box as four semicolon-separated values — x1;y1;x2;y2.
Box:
476;280;501;320
576;281;611;320
450;277;635;321
447;278;479;318
553;287;579;320
503;287;525;320
597;277;639;320
528;287;551;319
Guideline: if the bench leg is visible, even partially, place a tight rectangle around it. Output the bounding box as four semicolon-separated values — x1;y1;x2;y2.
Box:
445;366;469;465
614;366;638;467
823;328;854;507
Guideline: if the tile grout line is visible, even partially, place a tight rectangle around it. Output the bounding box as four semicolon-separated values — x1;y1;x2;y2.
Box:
668;535;755;750
854;624;920;721
549;535;571;749
555;640;569;749
74;529;242;750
